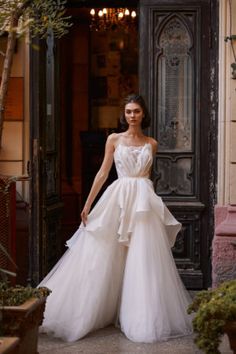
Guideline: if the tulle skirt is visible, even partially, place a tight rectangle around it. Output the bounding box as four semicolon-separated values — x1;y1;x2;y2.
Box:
39;177;193;343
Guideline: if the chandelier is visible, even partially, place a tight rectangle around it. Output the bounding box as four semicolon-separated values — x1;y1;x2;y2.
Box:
89;8;137;32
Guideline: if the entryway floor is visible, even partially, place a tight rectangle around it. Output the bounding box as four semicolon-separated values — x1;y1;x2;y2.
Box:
38;325;233;354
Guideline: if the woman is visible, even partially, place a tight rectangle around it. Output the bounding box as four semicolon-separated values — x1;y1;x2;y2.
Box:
39;94;193;343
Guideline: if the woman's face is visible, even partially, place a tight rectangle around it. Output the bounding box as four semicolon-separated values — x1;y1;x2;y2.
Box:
124;102;144;127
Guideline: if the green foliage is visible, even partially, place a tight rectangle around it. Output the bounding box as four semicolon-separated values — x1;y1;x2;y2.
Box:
0;0;72;39
0;282;51;306
187;280;236;354
26;0;72;38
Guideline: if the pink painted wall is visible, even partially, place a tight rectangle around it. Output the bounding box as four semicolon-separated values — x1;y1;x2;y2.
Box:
212;205;236;287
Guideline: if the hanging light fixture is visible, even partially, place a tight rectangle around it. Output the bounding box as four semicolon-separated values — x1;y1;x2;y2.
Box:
89;7;137;32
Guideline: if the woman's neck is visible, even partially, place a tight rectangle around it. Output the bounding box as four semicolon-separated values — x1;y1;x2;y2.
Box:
125;126;143;137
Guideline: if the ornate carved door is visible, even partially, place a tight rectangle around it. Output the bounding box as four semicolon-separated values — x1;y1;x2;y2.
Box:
139;0;218;288
29;34;63;285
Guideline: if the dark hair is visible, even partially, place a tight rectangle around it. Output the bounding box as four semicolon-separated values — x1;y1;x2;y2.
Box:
120;94;151;130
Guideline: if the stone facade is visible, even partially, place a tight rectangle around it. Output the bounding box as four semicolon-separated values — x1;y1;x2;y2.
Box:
212;0;236;286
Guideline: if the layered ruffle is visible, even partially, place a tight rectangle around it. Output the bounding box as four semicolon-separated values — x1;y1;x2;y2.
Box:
67;177;181;248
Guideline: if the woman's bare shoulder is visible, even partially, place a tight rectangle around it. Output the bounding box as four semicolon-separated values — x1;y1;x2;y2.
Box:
107;132;125;147
104;133;120;150
146;137;158;152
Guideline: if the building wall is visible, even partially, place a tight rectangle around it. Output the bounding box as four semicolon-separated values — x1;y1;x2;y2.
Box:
218;0;236;205
0;36;30;285
0;36;30;202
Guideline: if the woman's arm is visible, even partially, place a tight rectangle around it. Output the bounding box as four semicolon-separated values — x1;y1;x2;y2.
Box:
81;134;116;226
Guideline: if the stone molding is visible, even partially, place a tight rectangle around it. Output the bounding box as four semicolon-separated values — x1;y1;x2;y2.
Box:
216;205;236;236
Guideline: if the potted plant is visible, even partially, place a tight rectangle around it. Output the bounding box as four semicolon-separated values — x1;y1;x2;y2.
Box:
0;243;51;354
0;282;51;354
187;280;236;354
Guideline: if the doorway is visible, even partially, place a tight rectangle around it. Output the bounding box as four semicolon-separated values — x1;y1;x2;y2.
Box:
59;6;139;246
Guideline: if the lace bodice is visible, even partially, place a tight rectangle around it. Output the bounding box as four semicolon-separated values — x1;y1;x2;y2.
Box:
114;143;153;178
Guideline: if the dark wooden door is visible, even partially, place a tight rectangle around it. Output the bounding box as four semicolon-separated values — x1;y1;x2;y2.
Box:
29;34;63;285
139;0;218;288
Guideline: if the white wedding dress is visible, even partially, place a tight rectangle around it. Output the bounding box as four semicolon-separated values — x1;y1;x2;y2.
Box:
39;143;193;343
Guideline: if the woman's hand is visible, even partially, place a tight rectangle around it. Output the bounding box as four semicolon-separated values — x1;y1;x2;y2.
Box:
81;205;90;226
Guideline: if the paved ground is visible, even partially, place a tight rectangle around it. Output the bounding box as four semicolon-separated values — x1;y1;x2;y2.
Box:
38;325;233;354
